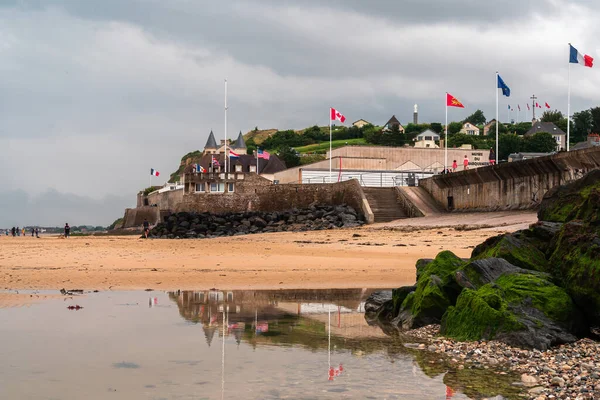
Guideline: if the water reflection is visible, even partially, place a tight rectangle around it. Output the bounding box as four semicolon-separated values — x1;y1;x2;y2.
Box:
0;289;522;399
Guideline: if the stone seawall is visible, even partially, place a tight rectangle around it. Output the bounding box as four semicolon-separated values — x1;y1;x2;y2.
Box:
122;206;161;228
419;147;600;211
147;189;183;210
177;179;374;223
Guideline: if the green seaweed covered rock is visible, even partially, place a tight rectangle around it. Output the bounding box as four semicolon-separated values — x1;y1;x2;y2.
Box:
395;251;464;329
548;221;600;324
471;232;548;272
441;271;583;350
538;169;600;223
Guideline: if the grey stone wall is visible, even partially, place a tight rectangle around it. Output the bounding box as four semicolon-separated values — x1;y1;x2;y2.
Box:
419;147;600;211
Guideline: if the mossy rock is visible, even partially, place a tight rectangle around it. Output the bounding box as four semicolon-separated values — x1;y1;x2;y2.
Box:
399;251;465;328
441;271;581;349
471;232;548;272
548;221;600;324
538;169;600;223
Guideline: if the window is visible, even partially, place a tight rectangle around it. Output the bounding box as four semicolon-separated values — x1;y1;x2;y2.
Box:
217;182;225;192
555;136;561;143
210;182;217;192
228;183;235;192
250;165;257;173
195;183;205;192
235;164;242;172
425;136;432;141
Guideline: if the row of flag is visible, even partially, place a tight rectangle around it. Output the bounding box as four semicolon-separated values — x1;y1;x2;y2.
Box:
507;102;551;112
446;43;593;110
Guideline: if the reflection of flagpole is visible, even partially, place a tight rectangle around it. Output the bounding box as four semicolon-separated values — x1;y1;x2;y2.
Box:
328;305;331;370
221;308;225;400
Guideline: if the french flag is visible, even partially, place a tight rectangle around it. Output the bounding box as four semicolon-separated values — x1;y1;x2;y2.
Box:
229;150;240;158
569;44;593;67
150;168;159;177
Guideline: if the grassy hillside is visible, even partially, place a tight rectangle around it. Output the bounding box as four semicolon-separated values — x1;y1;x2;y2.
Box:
243;129;278;145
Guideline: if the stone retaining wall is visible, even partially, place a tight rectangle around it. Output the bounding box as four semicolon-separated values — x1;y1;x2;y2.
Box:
419;147;600;211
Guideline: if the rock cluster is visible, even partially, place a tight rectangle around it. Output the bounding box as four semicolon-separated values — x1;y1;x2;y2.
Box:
402;325;600;400
149;204;364;239
366;169;600;351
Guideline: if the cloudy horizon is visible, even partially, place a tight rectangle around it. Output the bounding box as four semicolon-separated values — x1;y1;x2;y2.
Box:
1;0;599;227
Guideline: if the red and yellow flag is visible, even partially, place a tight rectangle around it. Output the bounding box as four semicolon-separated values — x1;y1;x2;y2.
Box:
446;93;465;108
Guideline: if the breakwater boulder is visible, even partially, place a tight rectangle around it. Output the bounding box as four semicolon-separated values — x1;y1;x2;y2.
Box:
149;204;364;239
366;169;600;350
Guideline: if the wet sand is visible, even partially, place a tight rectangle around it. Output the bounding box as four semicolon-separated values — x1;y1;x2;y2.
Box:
0;211;537;296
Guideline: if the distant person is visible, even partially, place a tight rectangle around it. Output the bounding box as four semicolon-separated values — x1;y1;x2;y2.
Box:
31;227;35;237
463;155;469;171
64;223;70;238
11;227;15;237
22;227;25;237
35;227;39;238
16;226;20;237
489;148;496;165
452;160;457;172
143;218;150;238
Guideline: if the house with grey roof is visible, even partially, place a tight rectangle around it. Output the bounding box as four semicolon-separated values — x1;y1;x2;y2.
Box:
525;122;566;151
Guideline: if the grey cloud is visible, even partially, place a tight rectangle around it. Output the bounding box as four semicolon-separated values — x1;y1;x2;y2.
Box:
0;0;599;226
0;188;132;227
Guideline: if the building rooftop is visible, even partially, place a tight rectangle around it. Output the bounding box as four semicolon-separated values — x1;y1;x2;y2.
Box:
204;130;218;149
525;122;566;136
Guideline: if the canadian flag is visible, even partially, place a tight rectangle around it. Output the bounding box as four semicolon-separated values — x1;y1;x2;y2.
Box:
545;102;551;109
330;107;346;123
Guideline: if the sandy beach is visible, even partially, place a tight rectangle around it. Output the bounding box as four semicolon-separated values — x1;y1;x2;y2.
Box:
0;211;537;297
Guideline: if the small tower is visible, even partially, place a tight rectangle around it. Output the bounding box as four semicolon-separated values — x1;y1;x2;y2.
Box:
232;131;247;155
413;104;418;124
203;130;218;155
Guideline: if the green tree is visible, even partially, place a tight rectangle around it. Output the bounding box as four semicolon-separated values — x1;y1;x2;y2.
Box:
276;145;301;168
429;122;443;133
485;123;508;137
540;110;563;123
448;122;463;134
463;109;486;125
572;109;593;143
246;138;257;155
522;132;557;153
498;134;522;160
303;125;327;141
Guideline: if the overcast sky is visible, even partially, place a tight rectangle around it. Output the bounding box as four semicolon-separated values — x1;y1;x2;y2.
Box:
1;0;599;227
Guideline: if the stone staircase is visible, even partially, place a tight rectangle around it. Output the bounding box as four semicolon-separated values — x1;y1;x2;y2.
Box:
362;187;406;223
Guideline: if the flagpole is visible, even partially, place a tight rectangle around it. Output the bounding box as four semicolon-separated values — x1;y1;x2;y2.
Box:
329;108;332;183
567;43;571;151
224;79;228;174
495;72;499;164
444;93;448;172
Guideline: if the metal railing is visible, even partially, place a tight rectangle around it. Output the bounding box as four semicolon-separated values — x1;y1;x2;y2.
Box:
302;170;435;187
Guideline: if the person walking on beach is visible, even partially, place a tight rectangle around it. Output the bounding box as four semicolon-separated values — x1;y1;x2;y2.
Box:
11;227;15;237
64;223;70;238
31;227;35;237
35;227;39;238
143;218;150;238
16;226;20;237
463;155;469;171
452;160;457;172
489;148;496;165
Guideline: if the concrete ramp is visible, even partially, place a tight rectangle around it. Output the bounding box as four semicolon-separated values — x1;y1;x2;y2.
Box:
396;186;445;217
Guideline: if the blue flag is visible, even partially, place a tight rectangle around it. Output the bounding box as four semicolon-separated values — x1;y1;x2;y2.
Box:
497;74;510;97
508;105;510;110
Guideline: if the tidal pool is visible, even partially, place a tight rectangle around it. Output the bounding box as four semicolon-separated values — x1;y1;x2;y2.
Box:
0;289;520;399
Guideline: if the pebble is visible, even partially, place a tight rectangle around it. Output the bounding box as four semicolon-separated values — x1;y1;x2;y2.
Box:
403;324;600;400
